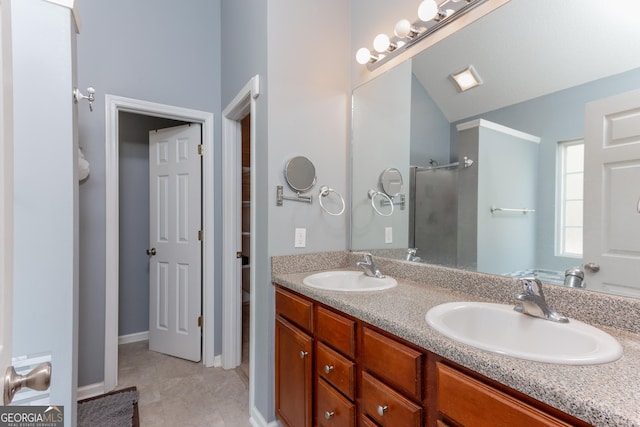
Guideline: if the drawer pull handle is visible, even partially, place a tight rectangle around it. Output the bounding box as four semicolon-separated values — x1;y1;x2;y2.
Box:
377;405;388;416
299;351;308;359
324;365;334;374
324;411;335;420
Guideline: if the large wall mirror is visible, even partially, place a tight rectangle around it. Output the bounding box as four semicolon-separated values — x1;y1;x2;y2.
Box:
351;0;640;298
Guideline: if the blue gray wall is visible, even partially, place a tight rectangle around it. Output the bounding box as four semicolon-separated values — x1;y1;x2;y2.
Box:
410;73;450;167
76;0;221;386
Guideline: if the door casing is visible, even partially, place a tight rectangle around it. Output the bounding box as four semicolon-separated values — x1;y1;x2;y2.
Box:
221;75;260;413
104;95;214;393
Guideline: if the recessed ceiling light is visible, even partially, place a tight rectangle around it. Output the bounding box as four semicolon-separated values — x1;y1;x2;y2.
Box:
451;65;483;92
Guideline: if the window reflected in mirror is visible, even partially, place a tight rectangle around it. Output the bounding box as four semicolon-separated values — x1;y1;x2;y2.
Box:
556;140;584;257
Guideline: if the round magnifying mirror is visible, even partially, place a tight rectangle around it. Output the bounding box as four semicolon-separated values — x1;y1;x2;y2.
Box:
284;156;317;193
379;168;403;197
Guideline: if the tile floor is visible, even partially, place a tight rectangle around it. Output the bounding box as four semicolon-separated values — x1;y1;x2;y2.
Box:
117;340;251;427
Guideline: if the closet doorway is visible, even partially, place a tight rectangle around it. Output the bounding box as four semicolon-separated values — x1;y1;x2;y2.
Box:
104;95;215;392
239;114;251;382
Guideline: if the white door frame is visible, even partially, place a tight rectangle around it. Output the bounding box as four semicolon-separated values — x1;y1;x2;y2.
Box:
104;95;215;392
221;75;259;405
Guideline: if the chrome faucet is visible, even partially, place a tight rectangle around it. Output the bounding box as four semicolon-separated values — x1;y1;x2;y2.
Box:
514;277;569;323
405;248;422;262
356;253;385;278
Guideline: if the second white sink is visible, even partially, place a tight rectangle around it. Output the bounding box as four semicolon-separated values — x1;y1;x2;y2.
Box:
426;301;623;365
303;270;397;292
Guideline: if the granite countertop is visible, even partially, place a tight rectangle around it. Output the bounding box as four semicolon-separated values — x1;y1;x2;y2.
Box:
272;252;640;427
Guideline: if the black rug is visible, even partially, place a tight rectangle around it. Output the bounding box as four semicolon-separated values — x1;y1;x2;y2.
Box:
77;386;139;427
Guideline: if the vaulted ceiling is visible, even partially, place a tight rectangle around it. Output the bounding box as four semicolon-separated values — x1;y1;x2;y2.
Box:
411;0;640;122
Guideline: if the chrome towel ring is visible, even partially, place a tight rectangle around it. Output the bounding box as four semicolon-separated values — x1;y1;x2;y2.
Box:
318;185;345;216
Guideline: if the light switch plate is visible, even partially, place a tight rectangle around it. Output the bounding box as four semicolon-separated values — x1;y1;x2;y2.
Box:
295;228;306;248
385;227;392;243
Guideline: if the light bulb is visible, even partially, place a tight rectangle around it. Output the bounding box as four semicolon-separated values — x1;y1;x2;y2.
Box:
394;19;412;38
356;47;373;65
418;0;439;21
373;34;391;53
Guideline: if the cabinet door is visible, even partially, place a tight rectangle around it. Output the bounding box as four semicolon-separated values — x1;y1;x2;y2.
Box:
276;317;314;427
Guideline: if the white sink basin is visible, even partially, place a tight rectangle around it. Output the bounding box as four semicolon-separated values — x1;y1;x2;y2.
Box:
302;270;397;292
426;302;623;365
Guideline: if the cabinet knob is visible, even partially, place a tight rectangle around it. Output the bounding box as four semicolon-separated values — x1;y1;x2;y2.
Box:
299;351;308;359
377;405;388;416
324;364;334;374
324;411;335;420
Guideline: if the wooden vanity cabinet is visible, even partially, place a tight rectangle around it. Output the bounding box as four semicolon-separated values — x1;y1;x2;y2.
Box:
274;285;592;427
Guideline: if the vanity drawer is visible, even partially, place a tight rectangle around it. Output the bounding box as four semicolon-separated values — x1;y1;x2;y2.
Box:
317;342;355;400
359;415;378;427
275;287;313;333
317;306;356;358
361;371;422;427
317;378;355;427
436;362;573;427
362;327;424;401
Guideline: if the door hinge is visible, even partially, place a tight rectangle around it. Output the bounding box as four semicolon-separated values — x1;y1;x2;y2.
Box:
198;229;204;241
198;144;204;156
198;315;203;328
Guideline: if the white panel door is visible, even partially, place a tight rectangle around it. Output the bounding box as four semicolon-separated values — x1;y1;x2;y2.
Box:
149;124;202;361
583;88;640;297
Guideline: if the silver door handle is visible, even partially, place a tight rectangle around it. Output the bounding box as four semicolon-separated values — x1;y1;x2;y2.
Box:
146;248;157;256
584;262;600;273
4;362;52;405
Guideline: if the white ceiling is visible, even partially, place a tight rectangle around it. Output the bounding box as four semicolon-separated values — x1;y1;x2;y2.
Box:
412;0;640;122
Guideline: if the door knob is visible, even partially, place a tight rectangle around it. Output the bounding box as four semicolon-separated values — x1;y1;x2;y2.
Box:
4;362;52;405
584;262;600;273
146;248;157;256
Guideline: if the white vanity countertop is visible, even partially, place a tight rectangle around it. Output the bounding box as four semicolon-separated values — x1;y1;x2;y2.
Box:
272;253;640;427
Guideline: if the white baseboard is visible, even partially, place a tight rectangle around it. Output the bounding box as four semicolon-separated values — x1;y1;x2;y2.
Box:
213;354;223;367
77;382;105;401
250;406;281;427
118;331;149;345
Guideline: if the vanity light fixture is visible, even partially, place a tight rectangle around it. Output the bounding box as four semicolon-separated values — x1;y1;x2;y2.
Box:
451;65;483;92
373;33;405;53
356;47;382;65
394;19;422;39
356;0;489;71
418;0;440;21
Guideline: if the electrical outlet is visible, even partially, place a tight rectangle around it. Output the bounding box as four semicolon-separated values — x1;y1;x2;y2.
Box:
385;227;393;244
295;228;306;248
